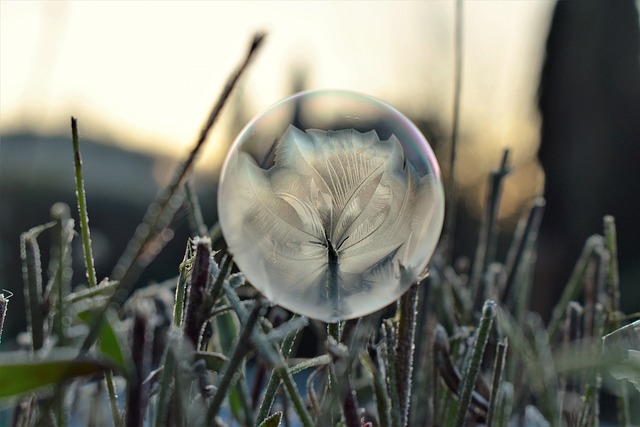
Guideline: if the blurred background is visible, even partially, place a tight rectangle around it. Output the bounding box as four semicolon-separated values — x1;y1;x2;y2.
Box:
1;1;639;339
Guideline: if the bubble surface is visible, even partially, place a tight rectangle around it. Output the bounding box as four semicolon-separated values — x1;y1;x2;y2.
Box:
218;90;444;321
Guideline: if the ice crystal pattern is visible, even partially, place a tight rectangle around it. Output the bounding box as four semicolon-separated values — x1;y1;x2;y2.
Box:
220;125;443;321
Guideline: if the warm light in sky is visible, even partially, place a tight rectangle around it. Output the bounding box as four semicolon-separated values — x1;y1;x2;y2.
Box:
0;1;553;216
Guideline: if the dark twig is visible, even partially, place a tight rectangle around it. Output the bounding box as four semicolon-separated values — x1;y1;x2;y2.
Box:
79;34;265;354
443;0;464;263
500;198;545;306
111;33;265;289
470;149;510;314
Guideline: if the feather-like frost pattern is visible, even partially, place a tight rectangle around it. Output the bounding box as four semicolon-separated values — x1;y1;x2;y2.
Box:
224;125;442;320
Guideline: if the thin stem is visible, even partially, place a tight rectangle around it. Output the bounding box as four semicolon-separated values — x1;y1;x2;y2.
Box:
75;34;268;359
470;149;510;313
547;235;604;342
21;223;53;352
500;198;545;305
396;284;419;427
361;352;391;427
454;300;495;427
105;369;122;427
71;117;98;288
49;203;73;345
443;0;464;263
383;320;402;427
255;323;300;425
277;364;315;427
183;239;211;347
603;215;630;426
327;322;341;343
0;293;7;345
184;180;208;237
206;300;264;422
110;34;265;293
486;338;508;426
172;242;193;328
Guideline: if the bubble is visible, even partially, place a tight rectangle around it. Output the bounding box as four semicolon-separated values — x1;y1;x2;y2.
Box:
218;90;444;322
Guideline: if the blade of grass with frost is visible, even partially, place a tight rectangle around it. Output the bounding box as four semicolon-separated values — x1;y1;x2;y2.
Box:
21;222;55;352
454;301;495;427
603;215;631;427
227;125;438;320
0;291;8;344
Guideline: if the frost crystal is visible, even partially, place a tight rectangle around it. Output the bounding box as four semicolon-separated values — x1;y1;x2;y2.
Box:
221;125;442;321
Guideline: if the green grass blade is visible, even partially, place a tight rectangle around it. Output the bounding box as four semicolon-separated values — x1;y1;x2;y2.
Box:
257;411;282;427
0;351;112;398
21;222;55;352
454;300;495;427
70;117;98;289
547;235;604;342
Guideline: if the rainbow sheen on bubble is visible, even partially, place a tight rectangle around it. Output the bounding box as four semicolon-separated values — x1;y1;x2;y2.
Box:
217;90;444;321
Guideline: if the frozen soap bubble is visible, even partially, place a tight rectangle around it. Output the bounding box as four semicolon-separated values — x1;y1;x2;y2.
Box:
217;90;444;322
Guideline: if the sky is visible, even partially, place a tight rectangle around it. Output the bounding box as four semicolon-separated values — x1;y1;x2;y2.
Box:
0;1;554;217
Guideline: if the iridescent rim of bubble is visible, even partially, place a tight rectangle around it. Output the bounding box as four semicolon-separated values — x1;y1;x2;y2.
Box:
221;89;442;179
217;90;445;321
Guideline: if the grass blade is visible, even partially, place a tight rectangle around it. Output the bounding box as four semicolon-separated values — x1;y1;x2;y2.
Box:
0;351;112;398
396;283;418;427
486;338;508;426
71;117;97;289
206;300;264;422
21;222;55;352
454;300;495;427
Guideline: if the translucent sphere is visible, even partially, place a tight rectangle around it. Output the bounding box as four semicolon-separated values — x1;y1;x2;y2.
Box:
218;90;444;322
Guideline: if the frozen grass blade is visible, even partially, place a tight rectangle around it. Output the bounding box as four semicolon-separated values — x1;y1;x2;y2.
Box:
48;203;74;345
126;302;153;427
223;283;313;426
21;222;54;352
486;338;508;426
361;351;391;427
500;198;545;305
183;238;211;348
603;215;631;426
172;241;193;328
184;180;208;237
0;291;8;344
255;318;300;425
454;300;495;427
110;33;265;298
257;411;282;427
547;235;604;342
71;117;122;426
396;283;418;427
71;117;98;289
470;150;510;313
206;300;263;423
443;0;464;263
382;319;402;427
